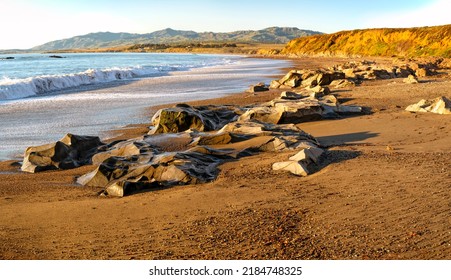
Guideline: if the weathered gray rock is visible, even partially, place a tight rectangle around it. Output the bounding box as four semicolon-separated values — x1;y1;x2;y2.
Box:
306;85;331;96
149;104;239;134
273;100;324;123
246;82;269;93
21;134;103;173
272;146;324;176
280;91;306;100
278;70;303;88
238;106;283;124
395;66;414;78
289;146;324;164
92;139;155;165
272;161;309;176
81;147;228;197
363;69;392;80
329;79;355;88
405;96;451;114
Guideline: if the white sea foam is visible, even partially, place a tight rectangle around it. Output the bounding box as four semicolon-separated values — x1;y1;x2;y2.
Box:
0;66;163;100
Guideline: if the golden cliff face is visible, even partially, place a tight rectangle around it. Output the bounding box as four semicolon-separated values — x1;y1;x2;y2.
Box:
282;24;451;58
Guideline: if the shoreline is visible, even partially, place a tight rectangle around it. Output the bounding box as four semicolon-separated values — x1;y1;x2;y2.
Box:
0;54;290;161
0;55;450;260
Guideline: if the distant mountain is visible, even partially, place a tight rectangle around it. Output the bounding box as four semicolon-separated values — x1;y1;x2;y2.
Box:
32;27;323;51
281;24;451;58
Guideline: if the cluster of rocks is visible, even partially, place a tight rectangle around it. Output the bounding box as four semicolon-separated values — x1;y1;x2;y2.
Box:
269;68;348;90
21;86;363;196
405;96;451;114
270;59;446;91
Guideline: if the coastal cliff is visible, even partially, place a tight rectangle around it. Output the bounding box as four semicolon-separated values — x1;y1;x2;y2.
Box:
282;24;451;58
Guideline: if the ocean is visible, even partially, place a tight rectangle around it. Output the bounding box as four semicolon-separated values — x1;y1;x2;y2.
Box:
0;53;289;160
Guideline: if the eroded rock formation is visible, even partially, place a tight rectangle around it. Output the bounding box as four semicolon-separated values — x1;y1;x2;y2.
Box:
21;66;369;197
405;96;451;114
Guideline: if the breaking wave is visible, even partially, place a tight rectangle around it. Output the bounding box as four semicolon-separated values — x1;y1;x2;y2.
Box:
0;66;167;100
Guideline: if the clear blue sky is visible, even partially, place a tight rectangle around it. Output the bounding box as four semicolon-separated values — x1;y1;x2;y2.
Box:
1;0;449;49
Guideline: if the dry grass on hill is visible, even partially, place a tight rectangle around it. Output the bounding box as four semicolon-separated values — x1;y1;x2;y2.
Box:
282;24;451;58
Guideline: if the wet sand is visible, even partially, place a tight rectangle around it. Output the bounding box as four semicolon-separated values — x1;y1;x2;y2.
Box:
0;57;450;260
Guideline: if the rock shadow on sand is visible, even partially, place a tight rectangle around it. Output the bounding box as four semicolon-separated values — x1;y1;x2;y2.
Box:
316;131;379;147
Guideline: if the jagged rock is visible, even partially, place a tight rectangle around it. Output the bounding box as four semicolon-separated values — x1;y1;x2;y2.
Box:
73;118;321;197
438;58;451;69
306;85;331;96
77;156;138;188
280;91;306;100
238;106;283;124
149;104;239;134
246;82;269;93
364;69;392;80
405;96;451;114
394;66;414;78
289;146;324;164
415;68;429;77
189;131;234;146
239;99;325;125
403;74;419;84
270;80;282;89
272;161;309;176
149;105;205;134
343;68;357;79
300;75;319;87
218;121;320;148
278;70;303;88
272;145;324;176
92;139;156;165
329;79;355;88
81;148;227;197
273;100;324;123
21;134;103;173
317;72;345;86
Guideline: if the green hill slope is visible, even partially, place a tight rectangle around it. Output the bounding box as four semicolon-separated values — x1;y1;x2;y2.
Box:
32;27;322;51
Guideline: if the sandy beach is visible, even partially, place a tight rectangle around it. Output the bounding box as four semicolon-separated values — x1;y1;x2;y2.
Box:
0;56;450;260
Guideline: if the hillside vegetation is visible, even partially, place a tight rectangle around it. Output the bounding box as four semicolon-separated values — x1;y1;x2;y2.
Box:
282;25;451;58
32;27;322;51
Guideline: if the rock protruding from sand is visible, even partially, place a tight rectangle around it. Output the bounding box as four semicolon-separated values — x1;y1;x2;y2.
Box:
149;104;240;134
403;74;419;84
75;120;323;196
21;100;330;196
21;63;372;196
21;89;365;196
272;146;324;176
405;96;451;114
246;82;269;93
270;69;345;89
21;134;104;173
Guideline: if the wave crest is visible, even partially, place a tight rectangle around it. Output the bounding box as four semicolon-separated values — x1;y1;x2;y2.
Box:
0;66;162;100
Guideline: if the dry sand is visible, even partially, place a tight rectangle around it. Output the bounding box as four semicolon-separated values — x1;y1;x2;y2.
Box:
0;57;450;260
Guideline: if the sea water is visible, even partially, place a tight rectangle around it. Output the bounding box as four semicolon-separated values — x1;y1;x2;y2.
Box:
0;53;289;160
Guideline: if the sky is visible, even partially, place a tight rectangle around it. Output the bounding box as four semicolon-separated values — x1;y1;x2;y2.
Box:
0;0;449;49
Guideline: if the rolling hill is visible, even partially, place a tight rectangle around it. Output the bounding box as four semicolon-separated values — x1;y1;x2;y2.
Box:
32;27;322;51
281;24;451;58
